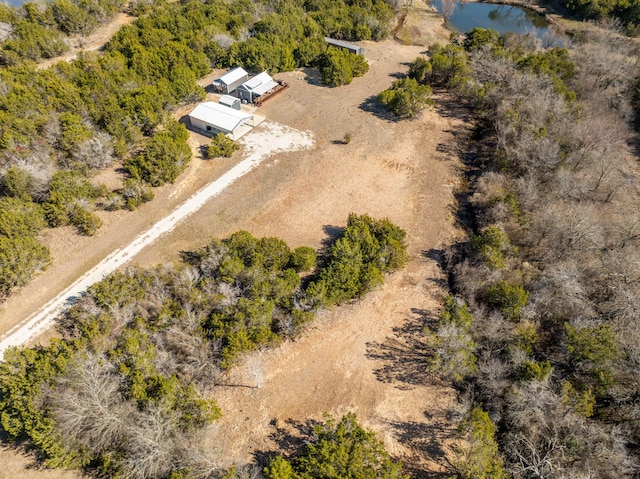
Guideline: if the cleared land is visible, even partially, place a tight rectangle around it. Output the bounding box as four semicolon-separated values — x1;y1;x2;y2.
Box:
0;7;466;477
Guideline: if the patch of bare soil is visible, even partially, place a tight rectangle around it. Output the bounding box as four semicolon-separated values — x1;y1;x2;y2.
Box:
394;1;450;46
1;16;467;479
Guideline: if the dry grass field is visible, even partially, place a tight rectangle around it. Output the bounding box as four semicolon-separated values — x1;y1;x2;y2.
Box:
0;5;470;477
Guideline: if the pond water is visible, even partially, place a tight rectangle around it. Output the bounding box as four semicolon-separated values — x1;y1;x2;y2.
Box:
1;0;24;7
430;0;554;39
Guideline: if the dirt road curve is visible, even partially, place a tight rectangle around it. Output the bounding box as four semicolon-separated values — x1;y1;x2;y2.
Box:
0;122;313;359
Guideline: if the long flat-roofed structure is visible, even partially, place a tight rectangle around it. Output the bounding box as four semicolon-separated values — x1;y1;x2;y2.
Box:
188;101;255;140
324;37;365;55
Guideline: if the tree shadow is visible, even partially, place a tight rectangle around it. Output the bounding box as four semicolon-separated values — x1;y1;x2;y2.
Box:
179;249;201;267
301;66;322;86
0;436;57;473
435;125;472;159
420;248;450;290
198;144;209;159
433;89;473;122
385;413;457;479
365;308;439;389
253;417;322;466
359;95;398;122
320;224;345;252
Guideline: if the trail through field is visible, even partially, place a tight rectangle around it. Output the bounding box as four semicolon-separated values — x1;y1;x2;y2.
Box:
0;122;313;359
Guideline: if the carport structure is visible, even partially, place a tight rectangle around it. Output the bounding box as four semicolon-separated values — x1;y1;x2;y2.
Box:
188;101;256;140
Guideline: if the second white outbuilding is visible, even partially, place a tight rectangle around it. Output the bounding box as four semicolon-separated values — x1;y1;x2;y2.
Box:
236;71;279;104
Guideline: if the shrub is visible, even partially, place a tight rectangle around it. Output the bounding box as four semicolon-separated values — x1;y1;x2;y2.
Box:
318;46;369;87
121;178;154;210
289;246;317;272
0;236;51;297
565;323;618;395
408;56;431;82
0;197;46;238
463;27;501;51
487;280;529;321
43;171;104;229
561;380;596;418
125;120;191;187
454;407;507;479
68;203;102;236
264;413;408;479
425;296;477;382
3;166;35;201
424;43;469;87
517;360;552;381
377;77;434;119
308;214;407;305
206;132;239;159
470;225;514;269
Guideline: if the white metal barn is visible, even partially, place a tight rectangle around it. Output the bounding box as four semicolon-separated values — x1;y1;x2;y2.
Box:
212;67;249;95
237;72;279;104
219;94;241;110
188;102;255;140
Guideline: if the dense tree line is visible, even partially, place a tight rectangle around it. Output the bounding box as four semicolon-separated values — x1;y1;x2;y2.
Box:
561;0;640;35
420;27;640;478
0;0;127;64
0;215;407;478
0;0;393;300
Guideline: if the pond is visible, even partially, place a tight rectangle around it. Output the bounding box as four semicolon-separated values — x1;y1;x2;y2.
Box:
2;0;24;7
430;0;558;41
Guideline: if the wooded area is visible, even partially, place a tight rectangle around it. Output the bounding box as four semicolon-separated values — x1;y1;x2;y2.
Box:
418;25;640;478
0;0;389;300
0;215;408;478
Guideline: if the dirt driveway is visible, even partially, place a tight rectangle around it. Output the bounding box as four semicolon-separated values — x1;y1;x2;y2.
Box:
0;18;468;478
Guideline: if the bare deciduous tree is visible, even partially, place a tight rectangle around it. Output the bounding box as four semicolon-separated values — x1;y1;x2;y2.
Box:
72;131;115;170
50;354;135;455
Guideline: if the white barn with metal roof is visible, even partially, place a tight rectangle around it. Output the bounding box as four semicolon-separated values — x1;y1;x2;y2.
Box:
188;101;255;140
212;67;249;95
237;72;279;104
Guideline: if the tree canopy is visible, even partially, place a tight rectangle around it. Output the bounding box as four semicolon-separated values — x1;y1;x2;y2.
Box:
0;216;407;477
264;413;408;479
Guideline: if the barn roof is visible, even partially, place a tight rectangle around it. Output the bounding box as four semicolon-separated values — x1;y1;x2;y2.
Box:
217;67;249;86
240;72;279;95
188;102;253;133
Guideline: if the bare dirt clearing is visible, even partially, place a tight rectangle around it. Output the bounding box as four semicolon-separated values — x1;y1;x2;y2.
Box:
0;11;468;478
